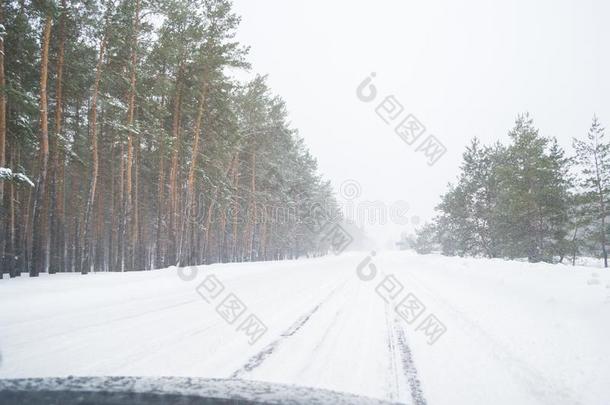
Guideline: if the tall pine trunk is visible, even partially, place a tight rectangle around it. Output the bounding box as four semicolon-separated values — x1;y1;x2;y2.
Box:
243;149;256;261
31;14;52;277
155;130;166;268
183;74;208;265
0;2;6;277
0;2;6;202
51;0;66;274
80;36;107;274
168;62;184;265
231;156;240;262
123;0;140;271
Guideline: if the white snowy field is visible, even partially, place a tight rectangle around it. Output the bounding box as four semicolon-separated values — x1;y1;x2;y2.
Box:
1;251;609;405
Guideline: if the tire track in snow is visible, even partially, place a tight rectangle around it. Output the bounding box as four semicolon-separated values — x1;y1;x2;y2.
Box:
383;303;401;402
119;273;350;374
384;301;427;405
392;318;427;405
230;281;346;379
292;279;362;379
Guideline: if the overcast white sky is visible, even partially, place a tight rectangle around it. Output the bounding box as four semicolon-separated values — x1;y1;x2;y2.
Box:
231;0;610;247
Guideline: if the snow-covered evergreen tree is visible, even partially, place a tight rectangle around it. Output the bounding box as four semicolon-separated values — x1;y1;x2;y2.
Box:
572;116;610;267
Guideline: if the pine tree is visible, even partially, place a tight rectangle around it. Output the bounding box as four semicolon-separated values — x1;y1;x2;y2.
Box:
434;114;571;263
493;114;570;262
1;0;341;276
414;223;438;254
573;116;610;267
438;138;503;257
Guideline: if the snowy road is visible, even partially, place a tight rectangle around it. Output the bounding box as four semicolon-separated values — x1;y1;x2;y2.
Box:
1;251;609;405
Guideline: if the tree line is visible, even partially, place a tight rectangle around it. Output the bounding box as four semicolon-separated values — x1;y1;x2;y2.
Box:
0;0;339;278
413;113;610;267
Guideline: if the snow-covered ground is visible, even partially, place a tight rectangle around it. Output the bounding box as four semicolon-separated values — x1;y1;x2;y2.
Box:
1;251;609;405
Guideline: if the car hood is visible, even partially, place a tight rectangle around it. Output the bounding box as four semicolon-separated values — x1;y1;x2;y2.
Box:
0;376;402;405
